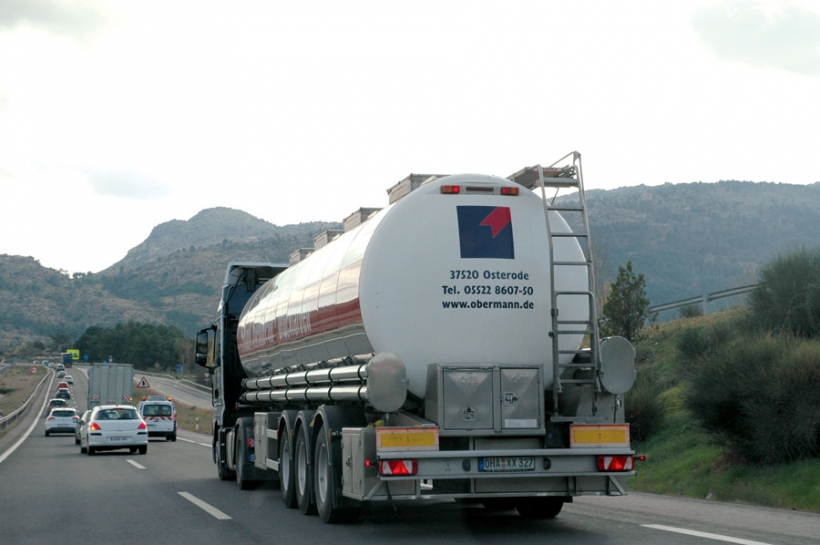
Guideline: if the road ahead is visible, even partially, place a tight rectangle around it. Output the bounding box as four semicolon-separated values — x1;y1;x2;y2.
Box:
132;372;212;409
1;367;818;545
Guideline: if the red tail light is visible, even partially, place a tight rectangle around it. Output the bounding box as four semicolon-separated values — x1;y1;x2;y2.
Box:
138;421;147;430
440;185;461;194
90;422;101;431
46;416;55;421
501;187;519;196
379;459;418;476
597;455;634;472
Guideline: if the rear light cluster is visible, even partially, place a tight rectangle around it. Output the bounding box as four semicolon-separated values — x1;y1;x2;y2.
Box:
377;459;418;476
90;422;101;431
597;455;645;472
138;421;147;430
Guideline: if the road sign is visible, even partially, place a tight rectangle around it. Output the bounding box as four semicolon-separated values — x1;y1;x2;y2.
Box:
29;366;37;374
137;377;151;389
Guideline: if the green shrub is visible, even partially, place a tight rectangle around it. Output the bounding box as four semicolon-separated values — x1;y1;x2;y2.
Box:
626;366;666;443
679;304;703;318
748;248;820;338
739;341;820;464
686;334;820;464
677;320;737;362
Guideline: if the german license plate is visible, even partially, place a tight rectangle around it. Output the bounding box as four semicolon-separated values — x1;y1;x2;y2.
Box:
109;436;127;442
478;456;535;472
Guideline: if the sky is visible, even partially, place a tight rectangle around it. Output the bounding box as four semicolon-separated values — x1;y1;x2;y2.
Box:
1;0;818;275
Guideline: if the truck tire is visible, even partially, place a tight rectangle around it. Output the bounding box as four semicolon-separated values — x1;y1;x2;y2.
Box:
279;428;297;508
235;423;259;490
294;426;317;515
516;497;564;519
314;423;360;524
215;434;235;481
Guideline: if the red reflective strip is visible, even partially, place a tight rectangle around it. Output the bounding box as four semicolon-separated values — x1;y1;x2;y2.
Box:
379;460;418;476
597;455;634;471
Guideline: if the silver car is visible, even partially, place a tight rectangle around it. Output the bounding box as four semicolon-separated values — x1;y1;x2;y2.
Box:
75;410;92;445
80;405;148;455
45;408;79;436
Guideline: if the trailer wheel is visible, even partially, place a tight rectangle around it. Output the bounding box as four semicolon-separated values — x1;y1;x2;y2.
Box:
314;423;360;524
279;428;297;508
516;497;564;519
294;426;317;515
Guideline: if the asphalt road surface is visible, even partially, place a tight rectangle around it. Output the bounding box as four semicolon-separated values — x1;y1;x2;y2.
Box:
1;366;818;545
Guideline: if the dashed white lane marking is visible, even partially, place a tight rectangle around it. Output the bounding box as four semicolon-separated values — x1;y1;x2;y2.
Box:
642;524;773;545
178;492;232;520
126;459;145;469
178;436;210;447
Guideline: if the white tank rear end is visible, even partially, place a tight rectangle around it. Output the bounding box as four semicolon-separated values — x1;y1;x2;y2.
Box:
237;174;588;398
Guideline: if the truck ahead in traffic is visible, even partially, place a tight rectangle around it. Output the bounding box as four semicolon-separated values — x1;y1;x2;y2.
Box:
195;152;639;523
87;363;134;409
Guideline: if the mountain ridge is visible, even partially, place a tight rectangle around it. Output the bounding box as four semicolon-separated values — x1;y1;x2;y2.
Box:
2;180;819;350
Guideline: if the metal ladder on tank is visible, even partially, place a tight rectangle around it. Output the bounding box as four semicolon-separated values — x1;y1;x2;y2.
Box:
508;151;602;421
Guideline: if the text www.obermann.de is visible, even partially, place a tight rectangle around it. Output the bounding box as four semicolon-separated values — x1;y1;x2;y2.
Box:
442;299;535;310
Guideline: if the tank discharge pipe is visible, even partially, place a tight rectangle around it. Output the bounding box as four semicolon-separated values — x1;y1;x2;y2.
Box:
239;352;407;413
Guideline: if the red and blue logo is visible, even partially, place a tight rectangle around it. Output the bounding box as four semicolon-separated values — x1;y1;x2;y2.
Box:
457;206;514;259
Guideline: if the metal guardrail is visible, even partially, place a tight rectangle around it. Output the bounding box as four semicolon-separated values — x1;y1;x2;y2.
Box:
0;367;52;431
648;284;759;316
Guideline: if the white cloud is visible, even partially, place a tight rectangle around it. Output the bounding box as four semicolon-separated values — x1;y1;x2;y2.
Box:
0;0;107;38
85;169;170;200
1;1;819;275
692;0;820;76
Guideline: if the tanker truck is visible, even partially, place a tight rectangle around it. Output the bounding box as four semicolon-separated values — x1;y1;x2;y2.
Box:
195;151;638;524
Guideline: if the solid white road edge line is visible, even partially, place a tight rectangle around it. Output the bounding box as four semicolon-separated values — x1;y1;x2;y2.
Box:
178;492;232;520
0;371;55;465
642;524;773;545
126;459;145;469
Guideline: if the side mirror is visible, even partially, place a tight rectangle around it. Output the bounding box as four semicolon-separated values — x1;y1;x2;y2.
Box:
195;329;214;368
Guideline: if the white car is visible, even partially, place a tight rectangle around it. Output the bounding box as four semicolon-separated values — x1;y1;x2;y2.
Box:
138;398;177;441
45;408;79;436
80;405;148;455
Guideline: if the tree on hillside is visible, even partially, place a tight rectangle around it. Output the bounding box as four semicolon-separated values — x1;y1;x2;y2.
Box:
49;331;72;352
74;322;190;370
601;260;649;342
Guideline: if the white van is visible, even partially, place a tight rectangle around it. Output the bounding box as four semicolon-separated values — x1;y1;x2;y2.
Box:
138;397;177;441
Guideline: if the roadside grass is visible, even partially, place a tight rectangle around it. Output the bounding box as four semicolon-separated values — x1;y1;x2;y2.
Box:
632;310;820;513
137;387;213;435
